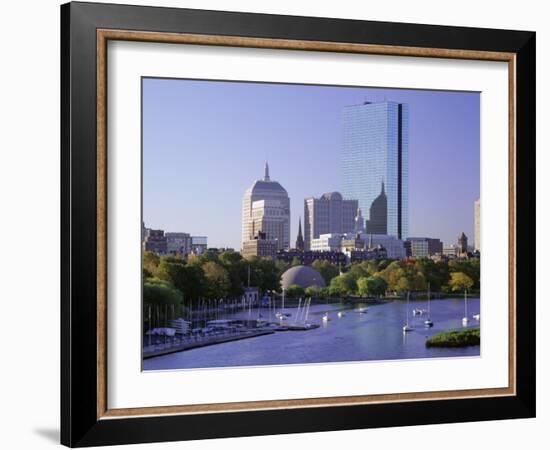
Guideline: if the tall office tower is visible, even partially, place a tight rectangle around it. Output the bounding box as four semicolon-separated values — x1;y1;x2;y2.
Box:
342;101;409;239
304;192;358;250
474;199;480;252
242;162;290;251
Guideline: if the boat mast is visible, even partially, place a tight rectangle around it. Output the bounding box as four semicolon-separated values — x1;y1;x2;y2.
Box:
406;291;410;326
427;282;431;317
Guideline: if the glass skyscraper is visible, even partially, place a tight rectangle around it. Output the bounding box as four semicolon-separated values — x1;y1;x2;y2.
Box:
342;101;409;239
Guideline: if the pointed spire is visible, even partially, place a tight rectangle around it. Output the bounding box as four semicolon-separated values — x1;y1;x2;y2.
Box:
264;161;270;181
381;180;385;195
295;216;305;251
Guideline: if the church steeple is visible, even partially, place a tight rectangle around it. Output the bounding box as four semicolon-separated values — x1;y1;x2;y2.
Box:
366;181;388;235
295;217;305;251
264;161;270;181
354;207;365;234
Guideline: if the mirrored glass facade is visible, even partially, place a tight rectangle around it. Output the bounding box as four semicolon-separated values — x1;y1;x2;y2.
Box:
342;101;408;239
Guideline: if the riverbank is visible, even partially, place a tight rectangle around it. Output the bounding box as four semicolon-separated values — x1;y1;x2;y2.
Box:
143;329;275;359
425;327;480;348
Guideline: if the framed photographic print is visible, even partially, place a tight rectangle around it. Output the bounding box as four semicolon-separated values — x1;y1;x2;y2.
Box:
60;1;536;447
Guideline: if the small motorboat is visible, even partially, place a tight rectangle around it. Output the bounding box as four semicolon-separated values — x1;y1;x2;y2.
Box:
472;313;480;321
424;319;434;328
337;311;345;318
402;324;413;332
322;313;330;322
356;307;368;314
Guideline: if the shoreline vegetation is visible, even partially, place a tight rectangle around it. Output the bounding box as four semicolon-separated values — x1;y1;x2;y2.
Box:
143;250;480;308
425;328;480;348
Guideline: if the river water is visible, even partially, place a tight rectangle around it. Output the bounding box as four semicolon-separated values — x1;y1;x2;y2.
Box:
143;298;480;371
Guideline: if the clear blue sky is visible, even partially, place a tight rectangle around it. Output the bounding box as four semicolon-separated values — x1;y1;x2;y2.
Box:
143;78;479;249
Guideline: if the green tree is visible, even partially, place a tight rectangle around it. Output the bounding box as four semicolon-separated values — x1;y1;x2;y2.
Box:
202;261;231;299
368;276;388;297
275;259;290;277
329;273;356;296
380;261;426;293
199;250;220;264
448;272;474;292
328;283;342;298
290;257;302;267
143;277;182;306
143;251;160;276
286;284;305;298
318;287;330;299
356;277;370;297
312;259;340;285
357;276;388;297
414;257;449;291
304;285;320;298
347;261;371;281
449;259;479;289
182;264;206;303
248;257;281;294
218;251;245;297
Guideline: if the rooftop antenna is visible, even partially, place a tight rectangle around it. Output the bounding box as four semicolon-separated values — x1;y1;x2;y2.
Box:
264;160;270;181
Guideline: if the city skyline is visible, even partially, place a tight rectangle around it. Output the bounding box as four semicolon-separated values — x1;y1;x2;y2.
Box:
143;78;480;248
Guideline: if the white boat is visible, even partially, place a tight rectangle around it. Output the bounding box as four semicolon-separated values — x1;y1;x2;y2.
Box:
462;290;470;326
413;308;423;316
403;292;413;332
322;312;330;322
337;311;345;318
356;307;368;314
473;313;480;321
424;283;434;328
275;312;290;320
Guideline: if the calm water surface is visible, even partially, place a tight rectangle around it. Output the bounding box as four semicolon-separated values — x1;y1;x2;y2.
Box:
144;298;480;370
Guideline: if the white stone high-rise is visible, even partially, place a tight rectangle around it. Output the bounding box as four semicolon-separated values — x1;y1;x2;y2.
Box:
474;199;480;252
242;162;290;251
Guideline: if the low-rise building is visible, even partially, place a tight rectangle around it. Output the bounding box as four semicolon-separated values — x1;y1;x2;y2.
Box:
357;234;406;259
165;232;191;256
443;245;458;258
276;250;346;266
310;233;344;252
406;237;443;258
347;246;387;263
143;229;167;254
190;236;208;255
241;232;278;259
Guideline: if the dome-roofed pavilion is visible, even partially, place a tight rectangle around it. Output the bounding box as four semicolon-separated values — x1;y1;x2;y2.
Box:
281;265;326;290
